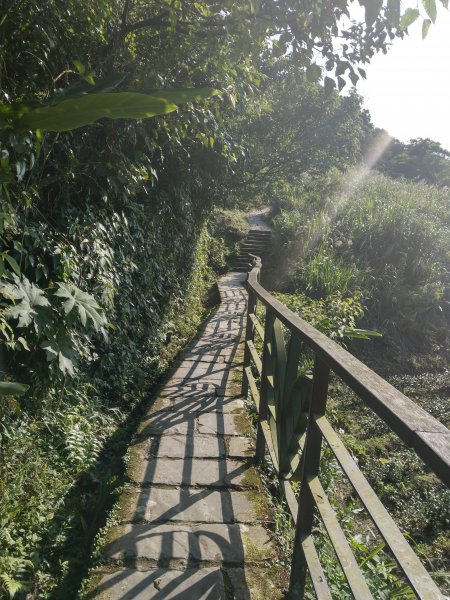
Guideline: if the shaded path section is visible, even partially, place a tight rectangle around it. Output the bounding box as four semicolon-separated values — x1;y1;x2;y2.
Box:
86;273;279;599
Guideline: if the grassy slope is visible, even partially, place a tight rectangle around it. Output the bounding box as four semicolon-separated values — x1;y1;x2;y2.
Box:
266;171;450;594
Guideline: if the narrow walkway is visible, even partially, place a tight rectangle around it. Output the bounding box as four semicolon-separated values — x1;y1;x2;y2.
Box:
87;272;280;599
245;208;272;231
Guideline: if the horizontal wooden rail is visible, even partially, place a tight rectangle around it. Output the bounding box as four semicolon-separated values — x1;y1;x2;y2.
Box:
241;256;449;599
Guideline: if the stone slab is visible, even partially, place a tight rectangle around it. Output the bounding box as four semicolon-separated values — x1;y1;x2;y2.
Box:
198;413;244;436
157;382;242;400
170;362;232;382
157;383;219;399
138;414;197;436
119;488;260;524
156;434;225;458
228;437;254;459
92;568;225;600
204;319;243;328
203;325;242;336
154;396;245;415
105;523;275;563
181;354;230;364
225;567;286;600
128;458;258;489
189;337;242;351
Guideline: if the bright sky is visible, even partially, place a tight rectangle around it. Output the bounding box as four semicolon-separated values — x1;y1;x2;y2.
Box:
353;3;450;151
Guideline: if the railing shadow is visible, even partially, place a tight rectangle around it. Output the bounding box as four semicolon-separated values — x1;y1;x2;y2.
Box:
86;273;255;599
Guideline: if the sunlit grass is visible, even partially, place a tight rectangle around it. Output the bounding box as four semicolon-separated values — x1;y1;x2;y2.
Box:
271;170;449;347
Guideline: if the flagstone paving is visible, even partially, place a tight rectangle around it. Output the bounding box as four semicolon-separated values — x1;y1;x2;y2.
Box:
86;272;282;599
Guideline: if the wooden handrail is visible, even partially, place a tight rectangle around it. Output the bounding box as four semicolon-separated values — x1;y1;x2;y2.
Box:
242;257;449;599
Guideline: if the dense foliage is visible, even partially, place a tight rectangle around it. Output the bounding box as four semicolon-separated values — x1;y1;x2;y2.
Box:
228;66;371;198
270;171;450;350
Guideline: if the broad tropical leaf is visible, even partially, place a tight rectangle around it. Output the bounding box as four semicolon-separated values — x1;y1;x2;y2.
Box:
40;337;77;375
422;18;432;37
55;73;128;101
54;282;106;331
387;0;401;26
7;276;50;328
15;87;218;132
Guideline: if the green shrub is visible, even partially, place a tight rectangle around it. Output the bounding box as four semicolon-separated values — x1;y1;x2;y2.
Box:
208;208;250;267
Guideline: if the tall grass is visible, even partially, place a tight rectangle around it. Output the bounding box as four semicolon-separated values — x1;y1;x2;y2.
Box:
272;171;450;348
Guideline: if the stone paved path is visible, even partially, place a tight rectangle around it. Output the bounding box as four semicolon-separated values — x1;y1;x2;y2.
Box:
87;272;281;599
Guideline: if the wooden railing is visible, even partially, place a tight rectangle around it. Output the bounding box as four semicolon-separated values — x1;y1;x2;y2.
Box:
241;256;449;599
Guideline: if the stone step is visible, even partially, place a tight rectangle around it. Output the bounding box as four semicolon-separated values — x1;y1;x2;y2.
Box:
117;488;264;524
90;565;285;600
241;241;269;246
90;568;226;599
104;522;276;565
139;411;250;438
128;457;259;488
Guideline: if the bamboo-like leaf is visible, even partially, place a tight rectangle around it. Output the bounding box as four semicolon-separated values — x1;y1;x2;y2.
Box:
2;253;21;275
18;88;218;132
422;18;432;37
343;327;382;339
422;0;437;22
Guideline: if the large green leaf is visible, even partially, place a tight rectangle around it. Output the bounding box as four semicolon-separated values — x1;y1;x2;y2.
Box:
7;276;50;328
41;337;77;375
0;381;30;396
18;88;218;132
54;282;106;331
55;73;128;101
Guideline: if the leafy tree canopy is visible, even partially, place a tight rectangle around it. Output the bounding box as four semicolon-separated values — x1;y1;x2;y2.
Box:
376;136;450;186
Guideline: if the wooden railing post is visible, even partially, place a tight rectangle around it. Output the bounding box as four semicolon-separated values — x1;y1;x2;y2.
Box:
289;355;330;597
241;285;256;398
255;308;275;464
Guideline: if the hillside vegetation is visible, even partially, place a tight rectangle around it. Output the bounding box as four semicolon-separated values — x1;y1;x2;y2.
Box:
266;169;450;593
271;170;450;356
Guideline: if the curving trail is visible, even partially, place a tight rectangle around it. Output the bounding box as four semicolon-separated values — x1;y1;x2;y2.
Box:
86;268;280;598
